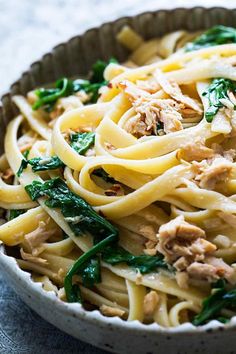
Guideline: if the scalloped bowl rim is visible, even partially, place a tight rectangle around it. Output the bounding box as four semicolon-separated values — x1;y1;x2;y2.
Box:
0;6;236;338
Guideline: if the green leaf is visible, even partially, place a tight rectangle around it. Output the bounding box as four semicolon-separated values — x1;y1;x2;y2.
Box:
102;245;132;264
70;132;95;155
192;281;236;326
90;58;117;83
17;159;29;177
33;78;74;110
26;178;117;241
9;209;26;220
16;150;30;177
22;150;30;159
102;244;168;274
17;156;64;176
25;180;45;200
202;78;236;122
69;284;83;303
79;257;101;288
64;234;117;303
28;156;64;172
185;25;236;52
25;177;119;303
215;316;230;324
73;79;107;103
32;58;117;110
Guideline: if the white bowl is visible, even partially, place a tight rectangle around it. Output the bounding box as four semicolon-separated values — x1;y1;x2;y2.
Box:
1;7;236;353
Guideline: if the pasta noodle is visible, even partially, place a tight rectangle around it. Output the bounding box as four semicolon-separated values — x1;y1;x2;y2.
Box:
3;24;236;327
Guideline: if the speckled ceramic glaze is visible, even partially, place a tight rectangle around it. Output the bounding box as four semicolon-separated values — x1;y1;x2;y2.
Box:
1;7;236;354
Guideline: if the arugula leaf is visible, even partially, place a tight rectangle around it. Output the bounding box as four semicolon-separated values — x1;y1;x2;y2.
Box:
202;78;236;122
22;150;30;159
25;177;119;303
32;58;117;110
68;284;83;303
90;58;117;83
102;244;168;274
92;168;116;184
29;156;64;172
25;180;43;200
17;150;31;177
215;316;230;324
185;25;236;52
26;178;117;240
33;78;74;111
72;59;117;103
17;159;29;177
70;132;95;155
192;281;236;326
65;234;117;302
79;257;101;288
73;79;106;103
9;209;26;220
17;156;64;176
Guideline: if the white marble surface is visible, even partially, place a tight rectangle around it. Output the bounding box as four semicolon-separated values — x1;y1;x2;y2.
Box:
0;0;234;96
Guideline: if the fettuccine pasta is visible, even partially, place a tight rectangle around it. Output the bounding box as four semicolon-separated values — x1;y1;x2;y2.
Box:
2;25;236;327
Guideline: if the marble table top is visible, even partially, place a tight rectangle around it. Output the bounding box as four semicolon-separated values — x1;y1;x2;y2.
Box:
0;0;233;353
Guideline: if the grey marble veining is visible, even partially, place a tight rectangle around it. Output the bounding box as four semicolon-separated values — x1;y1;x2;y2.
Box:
0;1;233;353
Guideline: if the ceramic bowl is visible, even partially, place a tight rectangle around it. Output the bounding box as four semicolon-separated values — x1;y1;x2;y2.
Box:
1;7;236;354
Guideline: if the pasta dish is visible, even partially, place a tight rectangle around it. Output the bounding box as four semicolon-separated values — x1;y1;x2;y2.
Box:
2;25;236;327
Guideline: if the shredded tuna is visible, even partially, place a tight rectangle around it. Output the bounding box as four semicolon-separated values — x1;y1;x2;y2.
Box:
136;78;161;94
195;157;232;190
143;291;159;316
20;248;49;266
157;215;213;264
174;256;189;272
205;256;236;284
178;140;214;162
138;225;157;241
186;257;236;284
186;262;219;282
125;98;184;137
155;216;234;286
120;80;184;136
100;305;125;318
154;69;202;113
175;271;189;289
144;240;157;256
24;221;56;254
119;81;150;101
159;106;183;134
211;143;236;162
